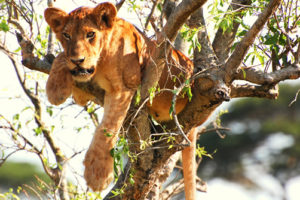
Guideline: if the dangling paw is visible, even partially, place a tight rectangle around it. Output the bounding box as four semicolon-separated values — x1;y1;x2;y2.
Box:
83;142;114;191
46;53;73;105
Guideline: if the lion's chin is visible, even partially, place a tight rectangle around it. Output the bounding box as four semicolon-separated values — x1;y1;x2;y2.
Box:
70;66;95;82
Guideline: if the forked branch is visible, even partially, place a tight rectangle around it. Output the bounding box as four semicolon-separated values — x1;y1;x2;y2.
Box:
212;0;252;63
162;0;207;42
224;0;281;77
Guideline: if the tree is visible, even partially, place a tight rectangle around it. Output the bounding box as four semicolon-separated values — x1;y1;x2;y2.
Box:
0;0;299;199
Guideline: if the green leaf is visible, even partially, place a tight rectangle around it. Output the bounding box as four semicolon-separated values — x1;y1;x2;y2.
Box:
157;2;162;12
279;34;286;46
46;106;53;117
129;175;135;185
219;19;228;32
264;34;278;45
110;148;115;157
0;20;9;32
257;54;265;66
188;86;193;101
13;114;19;121
196;145;216;159
135;85;141;105
33;127;42;136
237;30;247;37
87;106;94;113
241;68;247;79
148;85;157;105
169;100;175;119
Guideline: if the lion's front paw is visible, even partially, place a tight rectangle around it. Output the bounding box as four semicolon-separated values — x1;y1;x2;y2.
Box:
47;86;71;105
46;68;73;105
83;145;114;191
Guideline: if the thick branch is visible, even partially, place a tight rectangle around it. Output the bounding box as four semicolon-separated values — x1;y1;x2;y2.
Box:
230;82;279;99
147;152;181;200
235;63;300;84
212;0;252;64
193;8;218;71
15;32;52;74
162;0;207;42
224;0;281;77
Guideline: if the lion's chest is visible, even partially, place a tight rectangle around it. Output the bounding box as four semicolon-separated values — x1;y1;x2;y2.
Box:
92;62;125;93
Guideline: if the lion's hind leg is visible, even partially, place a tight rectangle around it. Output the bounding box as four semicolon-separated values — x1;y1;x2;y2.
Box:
182;127;197;200
84;90;134;191
46;52;73;105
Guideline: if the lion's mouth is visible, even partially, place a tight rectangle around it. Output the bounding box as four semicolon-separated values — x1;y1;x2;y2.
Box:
70;66;95;76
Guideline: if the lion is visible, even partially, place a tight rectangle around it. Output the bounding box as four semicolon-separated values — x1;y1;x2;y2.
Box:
44;2;197;199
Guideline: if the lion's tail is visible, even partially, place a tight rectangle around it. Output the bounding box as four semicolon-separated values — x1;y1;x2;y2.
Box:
182;127;197;200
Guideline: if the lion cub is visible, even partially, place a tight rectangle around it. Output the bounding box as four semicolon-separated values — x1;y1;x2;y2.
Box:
45;2;196;199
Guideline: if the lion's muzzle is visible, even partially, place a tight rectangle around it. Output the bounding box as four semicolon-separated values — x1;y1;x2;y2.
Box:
70;66;95;76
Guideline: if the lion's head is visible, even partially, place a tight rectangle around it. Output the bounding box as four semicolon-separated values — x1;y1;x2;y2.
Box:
44;2;117;82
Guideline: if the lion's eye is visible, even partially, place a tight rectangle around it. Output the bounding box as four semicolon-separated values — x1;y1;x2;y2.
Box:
62;32;71;40
86;32;95;39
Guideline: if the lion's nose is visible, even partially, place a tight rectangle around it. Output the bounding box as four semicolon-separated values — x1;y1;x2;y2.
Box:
70;57;85;65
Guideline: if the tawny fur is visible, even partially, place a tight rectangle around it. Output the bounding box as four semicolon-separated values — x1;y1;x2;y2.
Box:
182;128;197;200
44;2;197;198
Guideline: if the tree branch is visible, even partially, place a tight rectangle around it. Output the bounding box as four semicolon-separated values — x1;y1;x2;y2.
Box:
145;0;161;30
2;42;69;200
193;8;219;72
116;0;126;11
160;177;207;200
162;0;207;42
15;32;52;74
235;63;300;84
148;151;181;200
230;82;279;99
212;0;252;64
224;0;281;77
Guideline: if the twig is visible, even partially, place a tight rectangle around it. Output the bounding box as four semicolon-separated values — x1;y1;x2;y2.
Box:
23;184;43;200
289;89;300;107
145;0;161;30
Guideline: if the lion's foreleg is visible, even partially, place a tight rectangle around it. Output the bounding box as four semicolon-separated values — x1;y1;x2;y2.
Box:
72;86;95;106
46;52;73;105
83;90;134;191
182;127;197;200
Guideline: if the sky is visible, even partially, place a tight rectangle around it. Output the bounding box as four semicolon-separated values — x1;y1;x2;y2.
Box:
0;0;300;199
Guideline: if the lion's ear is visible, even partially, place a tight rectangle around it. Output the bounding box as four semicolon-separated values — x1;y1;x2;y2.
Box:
92;2;117;28
44;8;68;33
